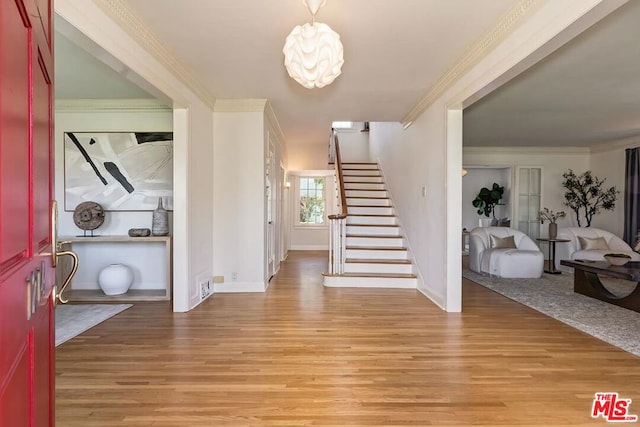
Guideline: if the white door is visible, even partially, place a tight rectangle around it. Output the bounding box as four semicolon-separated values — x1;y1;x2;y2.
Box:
266;144;276;279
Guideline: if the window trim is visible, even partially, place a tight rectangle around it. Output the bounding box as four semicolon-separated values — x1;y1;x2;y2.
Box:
294;175;328;229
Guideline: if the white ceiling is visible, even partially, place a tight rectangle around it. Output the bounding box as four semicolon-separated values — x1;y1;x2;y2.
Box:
464;0;640;147
55;0;519;145
55;1;639;148
55;25;154;100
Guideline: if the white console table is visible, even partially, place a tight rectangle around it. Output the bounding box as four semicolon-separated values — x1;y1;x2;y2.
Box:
57;235;172;302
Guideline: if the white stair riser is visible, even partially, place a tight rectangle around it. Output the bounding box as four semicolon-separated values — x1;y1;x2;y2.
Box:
346;190;387;198
343;176;383;183
347;215;397;225
346;226;401;236
346;236;404;247
348;206;393;215
342;164;379;170
346;248;408;259
344;263;414;274
344;182;386;190
346;197;390;206
323;276;417;288
342;170;381;176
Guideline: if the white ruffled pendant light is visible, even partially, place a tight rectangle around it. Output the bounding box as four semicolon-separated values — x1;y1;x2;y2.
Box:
283;0;344;89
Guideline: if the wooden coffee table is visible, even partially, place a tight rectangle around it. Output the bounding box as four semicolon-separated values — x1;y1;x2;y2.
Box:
560;259;640;313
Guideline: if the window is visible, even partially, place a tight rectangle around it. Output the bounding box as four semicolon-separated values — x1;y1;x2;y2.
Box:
517;167;541;239
298;177;325;225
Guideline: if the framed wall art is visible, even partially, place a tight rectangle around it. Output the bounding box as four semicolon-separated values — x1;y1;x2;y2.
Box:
64;131;173;211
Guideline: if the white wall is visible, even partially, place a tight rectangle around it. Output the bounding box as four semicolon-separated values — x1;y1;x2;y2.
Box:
589;142;635;236
287;141;328;171
213;109;266;292
55;100;173;236
369;115;446;308
55;100;173;291
336;130;369;162
288;170;336;250
462;167;511;231
463;147;590;236
368;0;616;312
56;0;216;311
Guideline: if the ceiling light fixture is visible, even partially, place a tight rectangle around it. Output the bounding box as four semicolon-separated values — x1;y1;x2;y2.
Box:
283;0;344;89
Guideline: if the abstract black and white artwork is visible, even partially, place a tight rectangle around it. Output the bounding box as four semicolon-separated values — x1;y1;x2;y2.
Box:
64;132;173;211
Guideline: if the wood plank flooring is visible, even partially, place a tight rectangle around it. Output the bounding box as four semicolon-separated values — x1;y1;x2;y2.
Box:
56;251;640;426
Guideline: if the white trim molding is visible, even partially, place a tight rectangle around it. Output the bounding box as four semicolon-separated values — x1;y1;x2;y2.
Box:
464;146;590;156
289;245;329;250
402;0;543;126
95;0;216;109
55;98;171;112
590;137;640;154
213;282;266;293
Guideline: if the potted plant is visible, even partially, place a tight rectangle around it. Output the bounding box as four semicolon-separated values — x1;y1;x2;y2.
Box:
537;207;566;239
472;183;504;225
562;170;618;227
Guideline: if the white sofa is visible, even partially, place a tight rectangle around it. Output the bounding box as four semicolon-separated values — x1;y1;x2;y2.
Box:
555;227;640;269
469;227;544;278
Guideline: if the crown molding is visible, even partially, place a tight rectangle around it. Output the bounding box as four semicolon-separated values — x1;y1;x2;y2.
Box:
464;145;590;156
213;99;267;113
95;0;216;110
212;99;287;144
55;98;172;112
589;136;640;154
401;0;542;126
265;100;287;145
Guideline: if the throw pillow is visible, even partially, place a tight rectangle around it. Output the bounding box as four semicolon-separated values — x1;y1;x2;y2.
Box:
490;234;517;249
578;236;610;250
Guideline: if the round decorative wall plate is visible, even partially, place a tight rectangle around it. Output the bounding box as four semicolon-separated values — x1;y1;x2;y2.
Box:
73;201;105;230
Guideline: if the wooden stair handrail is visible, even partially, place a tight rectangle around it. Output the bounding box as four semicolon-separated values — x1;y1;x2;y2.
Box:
328;135;348;220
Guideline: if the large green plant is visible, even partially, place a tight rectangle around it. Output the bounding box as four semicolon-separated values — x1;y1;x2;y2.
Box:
472;183;504;219
562;169;618;227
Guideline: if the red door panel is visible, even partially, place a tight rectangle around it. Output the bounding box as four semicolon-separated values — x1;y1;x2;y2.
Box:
0;0;30;272
33;53;53;251
1;0;55;425
33;302;54;427
0;340;31;427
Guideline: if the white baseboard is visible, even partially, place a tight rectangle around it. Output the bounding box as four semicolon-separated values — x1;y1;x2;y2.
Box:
418;284;446;311
213;281;265;293
289;245;328;250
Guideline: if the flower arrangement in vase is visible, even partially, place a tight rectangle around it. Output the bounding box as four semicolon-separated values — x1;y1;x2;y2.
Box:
537;207;566;239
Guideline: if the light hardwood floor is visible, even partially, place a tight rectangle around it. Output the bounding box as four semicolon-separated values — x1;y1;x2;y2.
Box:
56;251;640;426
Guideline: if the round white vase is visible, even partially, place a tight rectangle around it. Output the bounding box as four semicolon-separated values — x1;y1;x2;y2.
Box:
98;263;133;296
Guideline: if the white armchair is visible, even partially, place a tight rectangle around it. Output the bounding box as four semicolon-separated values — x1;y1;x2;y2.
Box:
469;227;543;278
555;227;640;269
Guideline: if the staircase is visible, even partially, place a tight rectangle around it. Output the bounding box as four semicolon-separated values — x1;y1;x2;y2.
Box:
323;162;418;288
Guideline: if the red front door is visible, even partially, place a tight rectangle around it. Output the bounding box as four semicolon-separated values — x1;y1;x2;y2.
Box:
0;0;55;425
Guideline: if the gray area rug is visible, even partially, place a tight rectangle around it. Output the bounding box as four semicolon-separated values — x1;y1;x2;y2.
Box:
55;304;132;346
463;269;640;357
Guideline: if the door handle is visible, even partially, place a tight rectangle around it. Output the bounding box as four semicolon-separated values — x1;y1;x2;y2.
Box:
51;200;79;305
54;248;78;305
